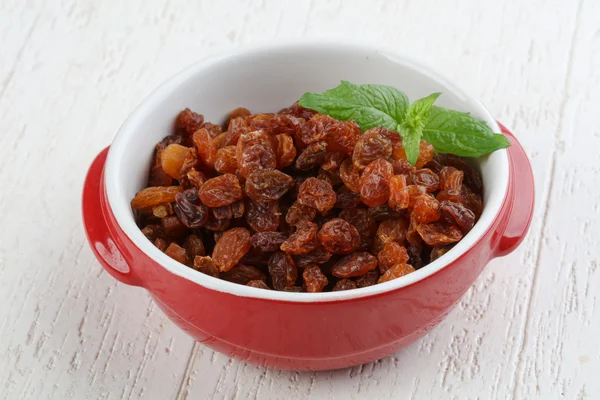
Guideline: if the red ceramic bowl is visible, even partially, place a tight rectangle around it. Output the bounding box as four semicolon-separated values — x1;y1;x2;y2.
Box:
82;42;534;371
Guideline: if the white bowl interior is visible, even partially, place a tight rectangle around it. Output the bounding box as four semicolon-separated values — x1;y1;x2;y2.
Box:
105;42;509;302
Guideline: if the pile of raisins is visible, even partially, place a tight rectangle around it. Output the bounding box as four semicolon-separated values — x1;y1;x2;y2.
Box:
131;103;483;292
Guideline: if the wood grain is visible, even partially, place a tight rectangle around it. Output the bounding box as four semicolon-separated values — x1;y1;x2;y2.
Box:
0;0;597;399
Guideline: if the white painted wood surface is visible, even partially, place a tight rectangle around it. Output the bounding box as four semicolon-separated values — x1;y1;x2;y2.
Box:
0;0;597;398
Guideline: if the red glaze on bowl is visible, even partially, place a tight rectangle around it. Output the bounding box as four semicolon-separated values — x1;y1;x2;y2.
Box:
82;43;534;370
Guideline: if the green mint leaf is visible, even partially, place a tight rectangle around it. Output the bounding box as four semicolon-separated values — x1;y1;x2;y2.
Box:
298;81;409;131
423;106;511;157
399;93;441;165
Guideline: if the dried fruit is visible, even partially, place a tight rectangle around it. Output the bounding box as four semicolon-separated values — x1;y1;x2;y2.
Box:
332;279;357;291
131;186;183;209
417;222;463;246
154;238;168;252
280;221;319;255
353;128;392;170
430;246;452;262
388;175;409;210
317;218;360;254
360;158;394;207
339;208;377;250
222;264;266;284
372;218;408;254
339;158;361;193
174;189;208;228
193;256;220;278
293;247;332;268
165;243;187;264
279;102;317;120
303;266;328;292
214;146;238;174
332;252;378;278
245;169;294;201
246;200;280;232
334;187;362;209
295;141;328;170
183;234;206;264
186;168;206;188
411;168;439;192
247;280;270;289
354;269;380;288
378;264;415;283
412;194;441;224
320;152;345;171
250;232;288;253
439;166;464;191
176;108;204;135
377;242;409;273
298;178;336;212
268;251;298;290
192;128;217;167
367;204;403;221
285;201;317;226
236;131;277;178
198;174;242;207
212;227;251;271
161;215;188;239
275;134;297;168
440;200;476;231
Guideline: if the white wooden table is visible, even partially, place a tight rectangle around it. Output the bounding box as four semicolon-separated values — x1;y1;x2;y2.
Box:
1;0;598;398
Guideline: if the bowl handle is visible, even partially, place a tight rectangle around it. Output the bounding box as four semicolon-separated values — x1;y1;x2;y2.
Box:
492;123;535;257
82;147;142;286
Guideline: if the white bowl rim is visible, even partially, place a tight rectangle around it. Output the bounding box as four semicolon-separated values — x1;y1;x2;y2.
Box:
104;40;509;303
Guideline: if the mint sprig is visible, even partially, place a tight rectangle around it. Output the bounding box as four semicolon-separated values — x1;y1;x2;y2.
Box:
298;81;510;165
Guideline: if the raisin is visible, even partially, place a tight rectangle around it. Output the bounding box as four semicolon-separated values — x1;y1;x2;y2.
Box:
439;200;475;232
411;168;440;192
193;256;220;278
285;201;317;226
406;243;424;269
371;218;408;254
417;222;463;246
279;102;317;120
212;227;251;271
226;107;251;125
368;204;403;221
154;238;168;252
461;186;483;218
250;232;288;253
142;224;163;241
293;247;332;268
245;169;294;201
214;146;238;174
280;221;319;254
377;242;409;273
165;243;187;264
390;159;416;175
174;189;209;228
295;141;328;171
353;128;392;170
192;128;217;167
354;269;380;288
186;168;206;188
317;218;360;254
212;132;230;150
183;234;206;264
332;279;357;291
202;122;222;138
198;174;242;207
248;113;301;136
388;175;409;211
275;134;297;168
339;208;377;250
204;214;231;231
212;205;233;220
437;189;462;203
302;266;329;292
334;187;362;209
439;166;464;191
339;158;361;193
224;117;249;147
321;152;345;171
176;108;204;135
246;200;280;232
360;158;394;207
406;185;428;208
268;251;298;290
332;252;378;278
221;264;266;284
439;154;483;193
131;186;183;209
297;177;336;212
323;118;360;155
406;215;421;246
161;215;188;239
179;147;200;178
430;246;452;262
247;280;270;289
316;167;342;186
152;203;174;219
236;132;277;178
231;200;245;218
412;194;441;224
378;264;415;283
